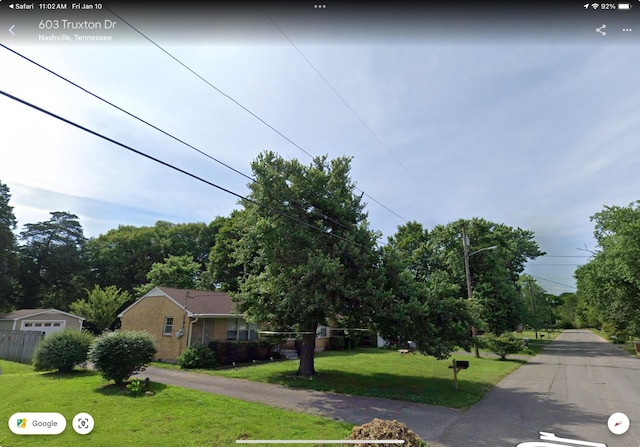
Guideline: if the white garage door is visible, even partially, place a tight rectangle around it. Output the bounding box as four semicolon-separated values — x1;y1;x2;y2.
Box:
21;321;66;336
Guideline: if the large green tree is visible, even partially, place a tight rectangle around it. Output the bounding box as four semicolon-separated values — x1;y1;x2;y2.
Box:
203;212;246;292
232;151;381;377
135;254;202;296
0;181;19;311
575;201;640;335
429;218;544;335
17;211;89;310
387;218;544;339
70;285;131;334
516;274;551;338
86;220;220;295
374;243;474;358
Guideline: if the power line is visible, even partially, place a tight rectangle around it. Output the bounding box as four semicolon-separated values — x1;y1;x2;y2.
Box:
105;6;408;224
0;44;356;235
0;89;372;251
531;275;576;290
542;255;592;258
262;8;452;219
0;43;255;183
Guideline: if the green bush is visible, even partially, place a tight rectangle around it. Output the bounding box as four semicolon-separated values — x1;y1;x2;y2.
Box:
88;330;157;384
558;319;575;330
207;341;274;366
602;321;628;342
177;345;217;369
481;332;523;360
33;329;94;373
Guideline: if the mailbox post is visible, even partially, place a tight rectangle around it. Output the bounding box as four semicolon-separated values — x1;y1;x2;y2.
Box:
448;358;469;390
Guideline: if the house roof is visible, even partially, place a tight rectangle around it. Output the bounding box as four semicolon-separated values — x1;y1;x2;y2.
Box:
0;308;84;321
117;286;240;318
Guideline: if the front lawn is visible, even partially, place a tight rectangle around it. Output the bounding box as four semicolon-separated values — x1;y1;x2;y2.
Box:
513;329;560;354
0;359;352;447
157;348;527;409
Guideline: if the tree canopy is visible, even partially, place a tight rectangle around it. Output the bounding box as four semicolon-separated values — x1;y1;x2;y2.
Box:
17;211;89;310
0;181;18;312
384;218;544;336
231;151;381;377
575;201;640;336
70;285;131;334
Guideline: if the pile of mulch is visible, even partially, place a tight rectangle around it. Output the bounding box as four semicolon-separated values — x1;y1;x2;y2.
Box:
346;418;427;447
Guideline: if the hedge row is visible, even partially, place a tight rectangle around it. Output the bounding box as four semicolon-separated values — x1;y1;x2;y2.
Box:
207;340;275;366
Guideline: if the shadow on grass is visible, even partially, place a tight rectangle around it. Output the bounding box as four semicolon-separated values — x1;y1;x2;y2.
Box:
40;369;100;379
262;368;498;409
93;379;168;398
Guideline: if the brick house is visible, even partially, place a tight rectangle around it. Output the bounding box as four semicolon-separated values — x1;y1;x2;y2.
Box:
118;286;257;362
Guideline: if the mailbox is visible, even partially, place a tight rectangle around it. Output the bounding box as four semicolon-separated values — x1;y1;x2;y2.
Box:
455;360;469;369
448;358;469;390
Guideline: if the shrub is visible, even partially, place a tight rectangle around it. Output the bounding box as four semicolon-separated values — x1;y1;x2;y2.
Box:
481;332;523;360
346;418;427;447
88;330;157;384
33;329;94;373
207;341;275;366
328;336;346;351
558;319;575;330
177;345;217;369
602;321;628;342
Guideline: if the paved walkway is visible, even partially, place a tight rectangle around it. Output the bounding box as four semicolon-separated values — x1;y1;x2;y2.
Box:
135;365;463;443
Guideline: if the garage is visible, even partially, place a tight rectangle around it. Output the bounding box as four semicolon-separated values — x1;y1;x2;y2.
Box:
20;320;66;336
0;309;84;336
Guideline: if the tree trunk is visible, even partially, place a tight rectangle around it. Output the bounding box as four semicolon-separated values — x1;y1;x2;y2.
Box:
297;324;317;377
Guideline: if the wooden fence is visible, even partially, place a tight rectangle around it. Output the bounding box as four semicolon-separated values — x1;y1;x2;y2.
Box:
0;330;43;364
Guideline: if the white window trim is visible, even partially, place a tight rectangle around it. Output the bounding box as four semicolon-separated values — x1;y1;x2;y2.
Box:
163;317;174;336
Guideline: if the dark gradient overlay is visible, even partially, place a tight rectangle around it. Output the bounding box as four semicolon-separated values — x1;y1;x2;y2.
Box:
0;0;638;45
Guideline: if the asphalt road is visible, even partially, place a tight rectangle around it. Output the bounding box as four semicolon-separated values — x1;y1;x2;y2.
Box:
434;329;640;447
137;330;640;446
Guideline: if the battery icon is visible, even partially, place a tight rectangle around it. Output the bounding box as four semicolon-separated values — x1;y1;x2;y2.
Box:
618;3;630;9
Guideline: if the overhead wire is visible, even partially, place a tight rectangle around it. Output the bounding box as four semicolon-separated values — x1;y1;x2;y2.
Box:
104;5;408;224
0;89;373;251
0;43;354;235
0;43;254;183
530;275;576;291
261;7;453;219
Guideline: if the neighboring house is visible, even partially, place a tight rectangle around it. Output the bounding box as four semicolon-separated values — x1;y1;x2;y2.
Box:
0;309;84;336
118;286;258;362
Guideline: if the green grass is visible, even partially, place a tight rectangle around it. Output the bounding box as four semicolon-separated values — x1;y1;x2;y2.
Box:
156;348;526;409
591;329;640;357
513;329;560;354
0;359;352;447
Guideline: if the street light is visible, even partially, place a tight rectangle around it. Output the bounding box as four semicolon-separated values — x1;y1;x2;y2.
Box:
462;227;497;358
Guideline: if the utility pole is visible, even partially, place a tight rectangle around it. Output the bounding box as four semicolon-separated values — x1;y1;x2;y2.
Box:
462;224;480;358
527;279;538;339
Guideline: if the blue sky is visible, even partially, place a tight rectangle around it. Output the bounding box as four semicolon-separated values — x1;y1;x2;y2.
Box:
1;8;639;295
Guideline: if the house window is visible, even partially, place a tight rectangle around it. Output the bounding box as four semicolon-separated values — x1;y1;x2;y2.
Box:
227;319;237;341
163;317;174;335
317;325;329;338
227;319;257;341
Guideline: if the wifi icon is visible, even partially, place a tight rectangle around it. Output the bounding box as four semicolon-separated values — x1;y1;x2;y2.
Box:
592;3;599;8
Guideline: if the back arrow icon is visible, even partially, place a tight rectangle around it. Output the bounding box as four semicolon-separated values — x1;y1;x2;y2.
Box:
9;24;15;35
